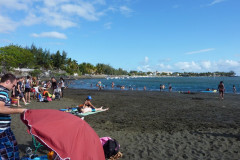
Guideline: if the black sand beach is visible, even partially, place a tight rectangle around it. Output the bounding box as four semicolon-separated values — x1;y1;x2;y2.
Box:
11;89;240;159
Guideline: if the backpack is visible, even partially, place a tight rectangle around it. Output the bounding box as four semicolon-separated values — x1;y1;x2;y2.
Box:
100;137;120;159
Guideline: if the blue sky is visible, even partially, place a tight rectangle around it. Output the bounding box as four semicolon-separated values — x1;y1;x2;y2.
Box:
1;0;240;75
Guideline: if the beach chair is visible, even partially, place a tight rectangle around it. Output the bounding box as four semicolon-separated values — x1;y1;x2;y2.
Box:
32;135;44;153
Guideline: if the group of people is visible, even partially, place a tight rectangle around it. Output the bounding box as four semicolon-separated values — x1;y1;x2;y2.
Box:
0;73;121;160
9;76;66;106
0;74;67;159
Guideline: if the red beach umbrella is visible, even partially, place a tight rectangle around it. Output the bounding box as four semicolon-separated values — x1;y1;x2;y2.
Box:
21;109;105;160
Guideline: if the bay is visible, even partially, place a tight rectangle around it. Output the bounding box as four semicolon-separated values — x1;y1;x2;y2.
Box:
68;76;240;93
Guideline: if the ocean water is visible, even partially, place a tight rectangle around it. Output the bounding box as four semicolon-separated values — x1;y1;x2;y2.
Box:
68;76;240;93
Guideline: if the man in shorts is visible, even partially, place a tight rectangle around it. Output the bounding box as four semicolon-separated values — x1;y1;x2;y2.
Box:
0;73;27;159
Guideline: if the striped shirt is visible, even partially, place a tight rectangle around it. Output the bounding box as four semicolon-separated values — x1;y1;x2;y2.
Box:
0;85;11;133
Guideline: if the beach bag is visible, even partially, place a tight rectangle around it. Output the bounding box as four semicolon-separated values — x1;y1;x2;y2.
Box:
100;137;120;159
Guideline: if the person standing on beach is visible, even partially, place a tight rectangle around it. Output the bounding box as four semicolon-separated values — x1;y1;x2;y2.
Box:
60;77;65;98
143;86;146;91
25;75;32;103
218;81;225;99
168;83;172;92
0;73;27;159
31;77;38;99
51;77;57;94
160;84;163;91
111;82;115;89
233;85;236;94
17;77;29;106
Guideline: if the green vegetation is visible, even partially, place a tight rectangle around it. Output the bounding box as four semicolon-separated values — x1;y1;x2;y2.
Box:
0;44;128;76
0;44;237;77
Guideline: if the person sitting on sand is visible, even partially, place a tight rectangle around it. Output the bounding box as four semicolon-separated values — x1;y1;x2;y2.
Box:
78;96;109;113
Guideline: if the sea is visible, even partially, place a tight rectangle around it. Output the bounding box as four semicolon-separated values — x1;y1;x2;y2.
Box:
68;76;240;93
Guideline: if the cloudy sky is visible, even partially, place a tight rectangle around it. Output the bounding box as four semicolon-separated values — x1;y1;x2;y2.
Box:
0;0;240;74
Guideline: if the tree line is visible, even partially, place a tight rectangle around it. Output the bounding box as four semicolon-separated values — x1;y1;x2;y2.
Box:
0;44;128;76
0;44;236;77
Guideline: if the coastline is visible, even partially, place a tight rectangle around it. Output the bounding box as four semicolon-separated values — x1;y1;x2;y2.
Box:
11;88;240;159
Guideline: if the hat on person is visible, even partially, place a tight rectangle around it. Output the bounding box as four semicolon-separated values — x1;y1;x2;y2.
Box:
87;96;92;100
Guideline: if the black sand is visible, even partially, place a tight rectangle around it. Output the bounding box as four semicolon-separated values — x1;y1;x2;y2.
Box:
11;89;240;159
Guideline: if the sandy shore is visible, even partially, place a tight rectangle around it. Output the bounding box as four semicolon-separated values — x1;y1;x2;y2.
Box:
11;89;240;159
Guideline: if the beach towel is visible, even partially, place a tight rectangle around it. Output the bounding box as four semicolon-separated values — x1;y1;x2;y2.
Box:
75;110;105;117
59;108;105;117
21;109;105;160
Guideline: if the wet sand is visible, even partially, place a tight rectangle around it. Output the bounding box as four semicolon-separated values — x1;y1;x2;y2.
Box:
11;89;240;159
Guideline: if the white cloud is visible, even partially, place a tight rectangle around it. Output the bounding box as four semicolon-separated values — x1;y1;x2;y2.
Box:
0;15;18;33
220;60;239;67
136;59;240;75
0;0;30;10
173;60;240;74
22;13;42;26
0;0;127;32
175;61;202;71
43;0;69;7
185;48;215;55
61;3;99;21
31;31;67;39
40;7;77;29
104;22;112;29
209;0;226;6
108;6;117;12
157;63;172;70
200;61;211;69
137;65;152;72
120;6;133;16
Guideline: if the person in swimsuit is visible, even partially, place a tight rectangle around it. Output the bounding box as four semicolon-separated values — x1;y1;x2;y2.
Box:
78;96;109;113
218;81;225;100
